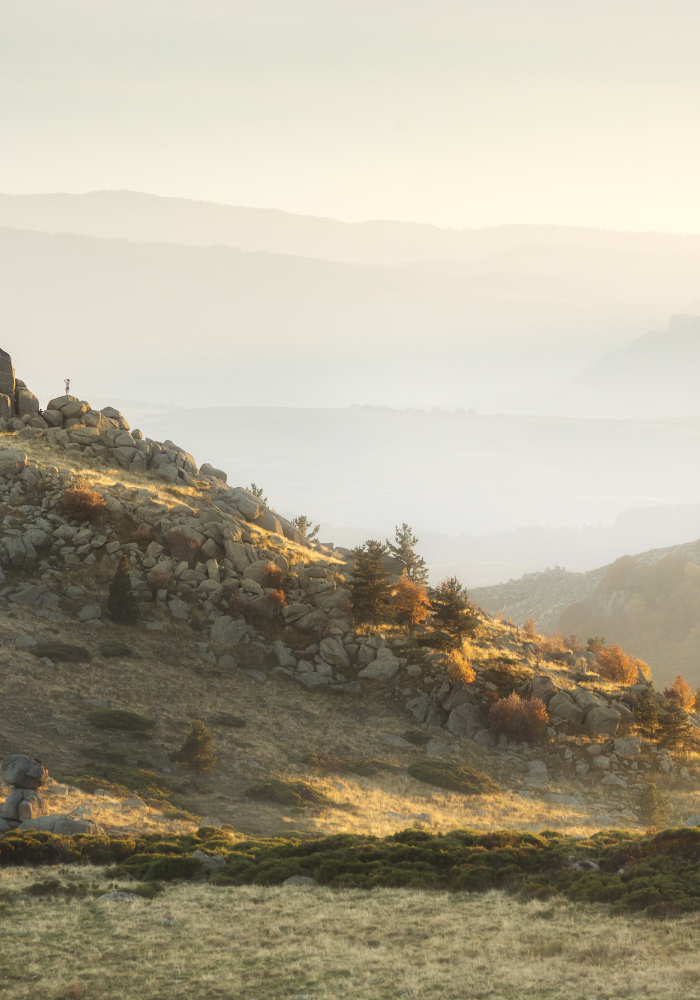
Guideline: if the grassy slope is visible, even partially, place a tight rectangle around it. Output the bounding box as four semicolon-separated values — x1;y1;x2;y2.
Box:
2;868;700;999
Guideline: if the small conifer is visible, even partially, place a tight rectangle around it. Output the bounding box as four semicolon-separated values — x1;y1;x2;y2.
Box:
351;540;394;624
170;720;217;778
107;555;139;624
634;685;659;741
429;577;479;642
657;699;695;753
639;783;670;829
386;523;428;585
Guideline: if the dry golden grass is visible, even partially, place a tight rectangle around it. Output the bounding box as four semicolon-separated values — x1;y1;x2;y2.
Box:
2;869;700;999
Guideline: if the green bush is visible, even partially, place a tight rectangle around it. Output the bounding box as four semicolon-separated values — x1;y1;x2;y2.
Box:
407;760;500;795
303;754;395;777
5;826;700;917
215;714;247;729
246;779;329;809
30;642;91;663
99;640;134;659
87;710;155;732
639;784;671;829
402;730;432;747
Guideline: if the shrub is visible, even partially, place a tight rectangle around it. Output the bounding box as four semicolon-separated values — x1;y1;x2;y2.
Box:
107;555;139;625
147;568;173;596
30;642;91;663
402;729;433;747
215;714;247;729
222;587;256;624
246;778;329;809
595;643;642;685
249;483;267;504
408;760;499;795
639;784;670;829
170;720;216;778
664;675;695;711
587;636;606;653
98;640;133;659
303;754;395;777
392;577;431;625
58;488;106;523
263;562;284;588
488;693;548;742
429;577;479;643
267;589;287;615
446;649;476;685
87;709;155;732
522;618;537;640
163;529;199;565
130;525;153;547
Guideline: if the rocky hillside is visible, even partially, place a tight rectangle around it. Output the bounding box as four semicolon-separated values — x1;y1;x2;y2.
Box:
2;345;700;842
472;538;700;689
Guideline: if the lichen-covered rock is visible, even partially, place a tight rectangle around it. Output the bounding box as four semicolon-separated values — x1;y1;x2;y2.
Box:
1;754;49;789
357;648;400;680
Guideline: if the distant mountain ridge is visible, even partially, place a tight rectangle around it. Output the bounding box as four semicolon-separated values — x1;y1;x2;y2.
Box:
3;190;700;264
472;536;700;688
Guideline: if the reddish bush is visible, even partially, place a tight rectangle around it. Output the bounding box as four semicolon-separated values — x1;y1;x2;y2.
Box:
268;589;287;616
130;525;154;548
446;650;476;685
59;488;106;523
222;588;256;624
393;577;431;625
263;562;285;589
164;529;199;565
488;694;548;742
148;569;172;596
664;674;695;711
596;643;643;685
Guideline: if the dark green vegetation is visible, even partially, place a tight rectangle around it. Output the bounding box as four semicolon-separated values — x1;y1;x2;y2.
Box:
5;826;700;918
107;554;139;624
245;778;330;809
170;720;216;777
30;642;91;663
98;640;134;659
57;766;172;801
386;523;428;585
87;709;155;732
402;730;433;747
350;540;394;624
215;714;247;729
408;759;500;795
303;753;396;777
429;576;479;642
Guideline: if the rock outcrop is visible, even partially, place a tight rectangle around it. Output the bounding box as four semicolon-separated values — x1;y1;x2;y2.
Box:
0;755;100;835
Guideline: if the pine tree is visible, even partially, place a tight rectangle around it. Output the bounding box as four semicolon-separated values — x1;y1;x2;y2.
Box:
350;540;394;624
107;555;139;624
293;515;320;542
386;523;428;585
170;720;217;779
634;685;659;742
429;577;479;642
639;783;670;829
249;483;267;505
657;699;695;753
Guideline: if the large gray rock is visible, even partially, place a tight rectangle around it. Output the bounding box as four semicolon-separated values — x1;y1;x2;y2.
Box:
357;648;400;680
210;616;249;646
442;679;474;712
16;389;40;419
200;463;227;483
192;849;226;868
243;560;273;587
446;703;487;739
530;675;558;705
357;645;376;666
585;706;621;736
296;609;331;630
548;691;584;725
0;348;14;395
319;637;350;669
78;603;102;622
17;791;48;822
614;737;641;759
0;448;28;476
253;509;283;534
0;393;11;421
314;588;352;610
52;817;101;835
1;754;49;789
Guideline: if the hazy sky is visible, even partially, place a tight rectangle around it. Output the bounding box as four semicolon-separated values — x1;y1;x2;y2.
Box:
2;0;700;230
